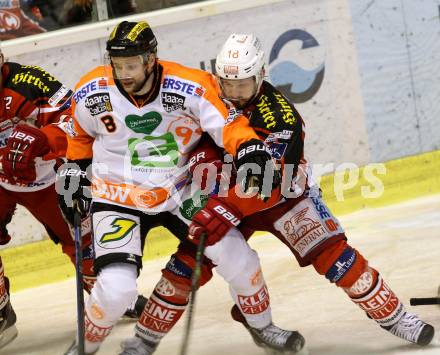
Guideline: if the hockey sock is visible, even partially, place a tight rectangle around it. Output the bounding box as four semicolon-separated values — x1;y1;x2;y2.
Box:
345;270;405;327
84;263;138;353
313;240;405;327
135;276;189;346
204;228;272;329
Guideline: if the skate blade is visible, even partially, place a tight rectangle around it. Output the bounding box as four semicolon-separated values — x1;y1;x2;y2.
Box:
263;346;309;355
0;325;18;349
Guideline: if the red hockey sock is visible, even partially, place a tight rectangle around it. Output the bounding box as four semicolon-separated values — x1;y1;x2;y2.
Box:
135;276;189;345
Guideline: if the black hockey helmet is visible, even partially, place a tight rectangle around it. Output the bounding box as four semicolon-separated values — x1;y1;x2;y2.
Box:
106;21;157;57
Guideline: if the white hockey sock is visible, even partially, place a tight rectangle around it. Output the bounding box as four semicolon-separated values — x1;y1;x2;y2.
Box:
204;228;272;329
84;263;138;353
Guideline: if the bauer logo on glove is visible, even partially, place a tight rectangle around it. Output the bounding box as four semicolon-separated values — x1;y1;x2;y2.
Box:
187;197;242;246
1;124;50;184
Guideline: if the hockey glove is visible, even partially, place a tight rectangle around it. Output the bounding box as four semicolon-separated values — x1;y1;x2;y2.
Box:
187;196;242;246
1;124;50;184
56;159;92;226
235;139;281;201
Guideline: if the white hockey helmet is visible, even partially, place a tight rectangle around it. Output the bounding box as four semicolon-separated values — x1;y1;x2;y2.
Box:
215;34;265;91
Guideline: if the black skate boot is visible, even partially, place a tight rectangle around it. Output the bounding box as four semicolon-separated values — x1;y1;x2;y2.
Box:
0;300;18;349
119;335;158;355
231;304;306;354
381;311;434;346
123;295;148;320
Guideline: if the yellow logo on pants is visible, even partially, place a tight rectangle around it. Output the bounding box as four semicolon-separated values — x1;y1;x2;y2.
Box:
100;218;137;244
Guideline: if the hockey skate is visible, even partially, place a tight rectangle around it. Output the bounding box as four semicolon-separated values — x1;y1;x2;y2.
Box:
119;335;157;355
231;304;306;354
382;311;434;346
122;295;148;320
0;300;18;349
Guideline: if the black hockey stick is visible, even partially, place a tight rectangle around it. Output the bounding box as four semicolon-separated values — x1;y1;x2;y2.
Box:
180;232;207;355
410;286;440;306
410;297;440;306
73;210;85;355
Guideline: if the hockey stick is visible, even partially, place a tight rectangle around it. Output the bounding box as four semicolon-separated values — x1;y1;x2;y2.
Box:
410;286;440;306
179;232;207;355
73;210;85;355
410;297;440;306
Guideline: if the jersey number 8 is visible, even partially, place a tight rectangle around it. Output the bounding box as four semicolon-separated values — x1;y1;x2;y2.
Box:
101;115;117;133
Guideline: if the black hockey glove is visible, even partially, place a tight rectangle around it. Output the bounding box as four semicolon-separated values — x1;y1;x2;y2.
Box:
56;159;92;226
235;139;281;201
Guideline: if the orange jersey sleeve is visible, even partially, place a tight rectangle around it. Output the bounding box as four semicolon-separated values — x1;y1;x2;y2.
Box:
159;60;259;155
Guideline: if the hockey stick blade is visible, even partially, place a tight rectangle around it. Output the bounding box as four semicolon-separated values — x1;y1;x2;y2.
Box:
410;297;440;306
179;232;207;355
73;211;86;355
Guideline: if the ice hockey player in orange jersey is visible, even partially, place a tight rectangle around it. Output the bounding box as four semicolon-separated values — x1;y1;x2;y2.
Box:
0;46;145;350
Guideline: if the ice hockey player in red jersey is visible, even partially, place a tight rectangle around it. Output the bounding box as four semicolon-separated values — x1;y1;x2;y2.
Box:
209;33;435;348
0;47;75;349
119;33;435;354
0;47;145;350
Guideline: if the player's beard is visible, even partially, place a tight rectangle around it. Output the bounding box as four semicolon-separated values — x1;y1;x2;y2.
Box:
229;98;252;110
133;65;156;96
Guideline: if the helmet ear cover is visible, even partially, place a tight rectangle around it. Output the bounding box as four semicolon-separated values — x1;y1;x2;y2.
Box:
106;21;158;57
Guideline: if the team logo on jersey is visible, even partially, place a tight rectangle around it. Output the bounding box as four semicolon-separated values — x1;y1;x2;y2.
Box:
85;93;113;116
161;92;186;113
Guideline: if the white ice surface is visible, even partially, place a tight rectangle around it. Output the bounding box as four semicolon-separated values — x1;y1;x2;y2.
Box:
3;195;440;355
